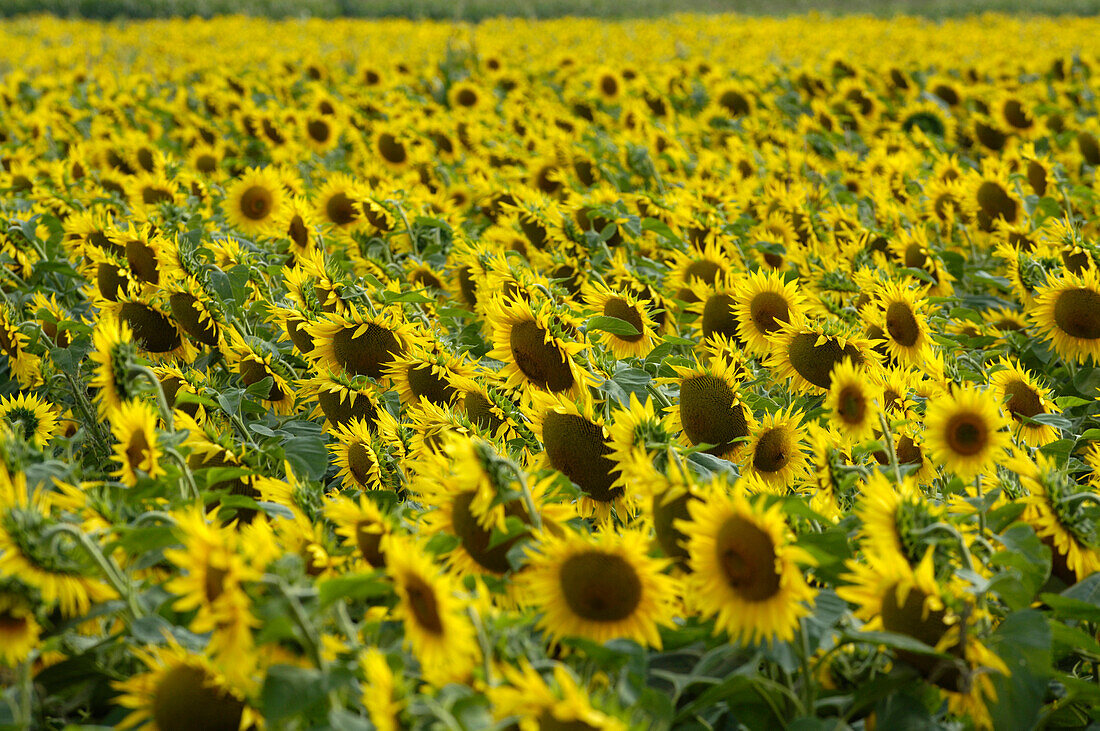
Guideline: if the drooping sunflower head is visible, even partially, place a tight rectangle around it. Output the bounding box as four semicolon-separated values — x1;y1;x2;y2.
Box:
226;331;296;415
664;355;755;460
766;320;879;395
526;391;626;520
306;305;412;382
113;642;253;731
300;370;383;429
486;296;592;399
386;339;471;408
110;295;194;364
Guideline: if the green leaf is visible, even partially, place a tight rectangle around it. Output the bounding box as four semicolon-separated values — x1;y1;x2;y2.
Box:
317;573;391;608
989;523;1050;610
839;630;950;658
283;433;329;481
261;665;327;722
587;315;641;337
1041;594;1100;623
986;610;1051;731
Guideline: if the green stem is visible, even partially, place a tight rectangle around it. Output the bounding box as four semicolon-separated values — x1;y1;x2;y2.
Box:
165;448;200;500
130;365;174;429
876;411;903;484
467;605;494;683
43;523;143;619
266;575;324;669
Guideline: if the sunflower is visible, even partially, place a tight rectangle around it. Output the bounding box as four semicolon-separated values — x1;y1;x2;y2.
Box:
606;393;678;488
837;547;1006;724
313;173;364;235
300;371;383;428
988;359;1058;447
0;591;40;666
527;391;626;520
489;660;629;731
522;527;676;649
361;649;406;731
766;321;877;395
386;341;472;408
324;493;394;569
113;643;254;731
385;536;480;686
0;305;42;389
583;282;657;360
824;359;878;444
449;373;522;441
854;470;952;568
307;306;411;381
866;280;932;366
416;437;565;579
732;269;807;357
1016;451;1100;584
666;241;733;305
742;407;810;491
168;277;223;348
0;392;59;449
0;467;116;616
274;196;319;261
112;297;193;363
223;166;284;237
1029;268;1100;364
664;356;754;461
679;486;815;645
923;387;1010;481
110;399;165;487
226;332;296;415
163;508;262;678
486;297;592;398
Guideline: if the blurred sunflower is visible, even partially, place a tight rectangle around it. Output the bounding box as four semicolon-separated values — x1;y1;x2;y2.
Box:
679;486;815;644
110;399;165;487
223;166;285;237
0;392;59;449
386;536;480;686
113;643;254;731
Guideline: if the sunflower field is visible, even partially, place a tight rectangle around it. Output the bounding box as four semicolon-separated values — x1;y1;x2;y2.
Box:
2;10;1100;730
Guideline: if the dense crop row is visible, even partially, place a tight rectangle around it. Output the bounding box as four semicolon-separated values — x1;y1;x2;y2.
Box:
0;13;1099;730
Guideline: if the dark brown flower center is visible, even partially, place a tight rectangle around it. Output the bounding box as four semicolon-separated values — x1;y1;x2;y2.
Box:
678;375;749;456
541;411;620;503
509;320;575;393
239;185;272;221
152;665;245;731
716;516;781;602
559;551;642;622
1054;288;1100;340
